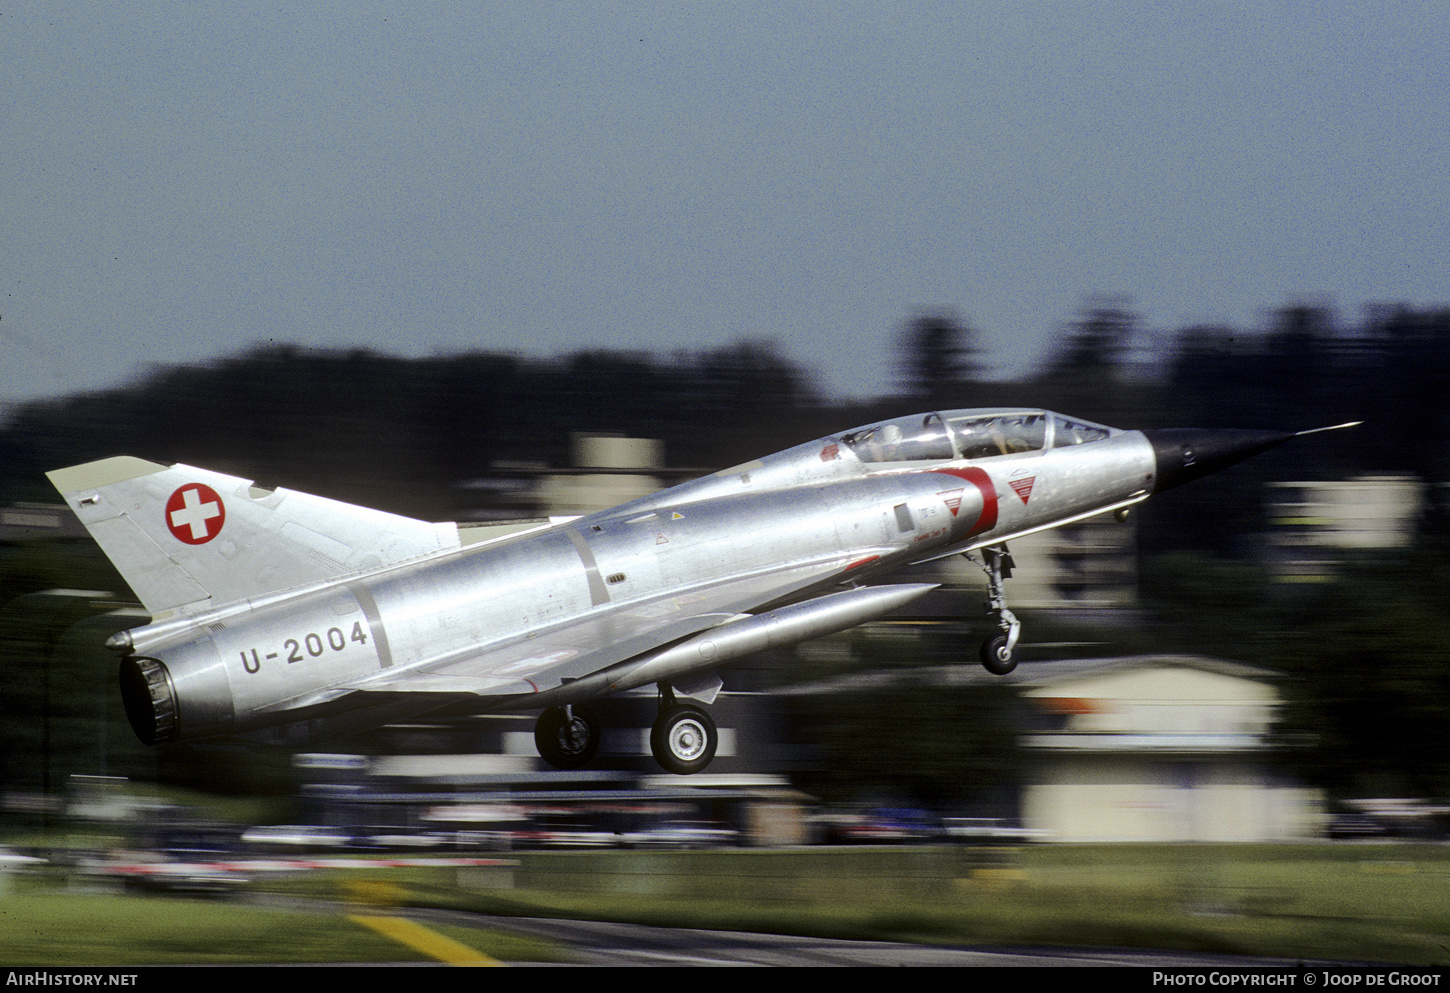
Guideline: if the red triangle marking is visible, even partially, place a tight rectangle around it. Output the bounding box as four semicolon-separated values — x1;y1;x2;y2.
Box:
938;488;963;517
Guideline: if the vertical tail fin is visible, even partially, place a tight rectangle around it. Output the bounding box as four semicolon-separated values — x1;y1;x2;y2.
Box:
48;457;460;616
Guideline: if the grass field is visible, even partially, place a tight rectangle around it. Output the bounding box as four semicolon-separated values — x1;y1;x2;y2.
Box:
1;843;1447;964
0;888;563;965
392;843;1450;965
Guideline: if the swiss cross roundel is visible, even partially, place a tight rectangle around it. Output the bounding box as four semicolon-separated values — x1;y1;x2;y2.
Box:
165;483;226;544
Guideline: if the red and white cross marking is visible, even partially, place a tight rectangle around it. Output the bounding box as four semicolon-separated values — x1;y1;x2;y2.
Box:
166;483;226;544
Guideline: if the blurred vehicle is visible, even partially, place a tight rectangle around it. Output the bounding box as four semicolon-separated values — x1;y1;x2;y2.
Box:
356;832;449;850
621;821;737;849
120;863;249;895
241;824;349;850
487;827;556;850
943;817;1049;844
0;848;47;869
821;808;941;844
92;852;511;894
540;829;621;848
1327;813;1388;839
1336;799;1450;840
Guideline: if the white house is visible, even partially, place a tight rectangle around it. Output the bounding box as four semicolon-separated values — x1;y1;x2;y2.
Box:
1018;656;1322;842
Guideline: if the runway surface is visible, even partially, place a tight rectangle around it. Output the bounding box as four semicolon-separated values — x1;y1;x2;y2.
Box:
406;906;1333;968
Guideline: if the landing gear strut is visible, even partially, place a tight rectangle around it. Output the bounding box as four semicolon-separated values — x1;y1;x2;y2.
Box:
534;704;600;769
970;544;1020;676
650;684;718;775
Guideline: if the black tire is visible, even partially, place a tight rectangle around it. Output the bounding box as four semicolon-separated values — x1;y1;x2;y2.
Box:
650;705;718;775
980;635;1018;676
534;705;600;769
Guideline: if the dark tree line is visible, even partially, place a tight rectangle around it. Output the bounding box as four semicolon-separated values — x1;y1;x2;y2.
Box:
0;339;822;520
7;300;1446;525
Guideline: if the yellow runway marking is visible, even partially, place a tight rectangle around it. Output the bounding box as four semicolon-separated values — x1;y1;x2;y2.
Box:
349;914;504;966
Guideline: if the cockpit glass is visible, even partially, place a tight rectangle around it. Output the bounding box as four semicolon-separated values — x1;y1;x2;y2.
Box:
1051;415;1111;447
946;412;1047;460
840;413;956;464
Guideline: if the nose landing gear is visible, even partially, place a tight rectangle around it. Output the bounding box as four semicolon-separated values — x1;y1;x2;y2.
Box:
971;544;1020;676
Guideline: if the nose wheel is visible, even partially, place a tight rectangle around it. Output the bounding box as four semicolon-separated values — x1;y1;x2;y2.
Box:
971;544;1021;675
651;686;718;775
980;632;1018;675
534;704;601;769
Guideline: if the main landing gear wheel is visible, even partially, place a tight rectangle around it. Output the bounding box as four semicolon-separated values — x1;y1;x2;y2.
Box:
534;705;600;770
650;705;718;775
980;634;1018;676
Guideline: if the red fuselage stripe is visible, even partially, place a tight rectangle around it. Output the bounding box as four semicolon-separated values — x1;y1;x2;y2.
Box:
929;467;998;536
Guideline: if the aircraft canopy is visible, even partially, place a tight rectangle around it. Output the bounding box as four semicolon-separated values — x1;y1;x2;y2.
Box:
840;409;1112;464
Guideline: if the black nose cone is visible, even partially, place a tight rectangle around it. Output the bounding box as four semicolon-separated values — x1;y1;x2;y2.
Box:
1143;428;1294;493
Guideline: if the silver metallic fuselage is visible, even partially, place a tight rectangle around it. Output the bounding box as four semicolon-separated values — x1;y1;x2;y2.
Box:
117;409;1158;741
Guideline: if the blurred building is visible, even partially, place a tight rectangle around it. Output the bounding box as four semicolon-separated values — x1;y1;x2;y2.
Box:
288;748;813;849
536;434;665;515
0;503;89;541
1266;475;1421;581
459;433;668;520
1020;656;1322;842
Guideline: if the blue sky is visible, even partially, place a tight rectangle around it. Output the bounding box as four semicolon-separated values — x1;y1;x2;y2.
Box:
4;2;1446;407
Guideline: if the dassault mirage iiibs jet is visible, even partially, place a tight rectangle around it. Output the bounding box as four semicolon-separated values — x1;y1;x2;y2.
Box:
48;409;1354;774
